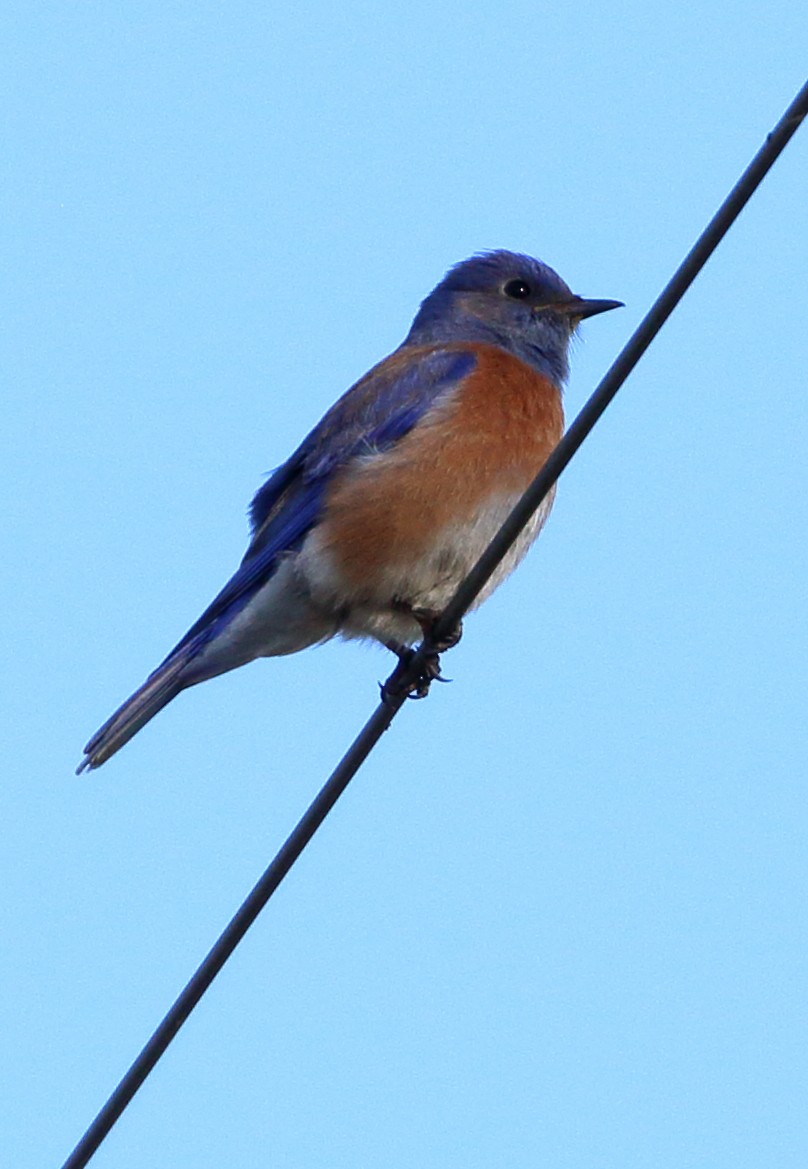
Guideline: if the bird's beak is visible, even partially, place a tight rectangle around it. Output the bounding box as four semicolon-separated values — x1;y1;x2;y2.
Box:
558;296;624;320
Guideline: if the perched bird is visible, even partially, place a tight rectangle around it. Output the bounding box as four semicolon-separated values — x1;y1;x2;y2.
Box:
78;250;620;772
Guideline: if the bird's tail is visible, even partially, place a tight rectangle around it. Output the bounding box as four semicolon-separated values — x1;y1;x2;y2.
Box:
76;653;192;773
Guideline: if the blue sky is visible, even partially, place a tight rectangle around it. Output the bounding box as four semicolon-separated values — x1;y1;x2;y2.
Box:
3;4;808;1167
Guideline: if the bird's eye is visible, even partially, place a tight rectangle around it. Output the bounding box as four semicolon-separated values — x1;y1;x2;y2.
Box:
503;279;532;300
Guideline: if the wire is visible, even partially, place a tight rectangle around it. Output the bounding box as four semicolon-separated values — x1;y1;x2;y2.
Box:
62;77;808;1169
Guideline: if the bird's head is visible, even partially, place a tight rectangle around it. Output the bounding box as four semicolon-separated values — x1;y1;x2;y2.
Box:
406;250;622;384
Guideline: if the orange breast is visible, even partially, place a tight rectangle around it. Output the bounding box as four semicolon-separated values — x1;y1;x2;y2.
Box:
316;342;564;596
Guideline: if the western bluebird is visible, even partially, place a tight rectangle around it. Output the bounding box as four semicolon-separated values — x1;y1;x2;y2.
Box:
78;250;621;771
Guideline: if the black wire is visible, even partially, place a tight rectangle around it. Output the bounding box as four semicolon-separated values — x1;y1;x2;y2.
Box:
62;78;808;1169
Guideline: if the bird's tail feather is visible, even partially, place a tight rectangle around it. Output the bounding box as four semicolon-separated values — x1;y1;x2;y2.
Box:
76;653;191;773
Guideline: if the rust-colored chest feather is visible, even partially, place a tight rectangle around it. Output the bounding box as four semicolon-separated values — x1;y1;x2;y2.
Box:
313;343;563;598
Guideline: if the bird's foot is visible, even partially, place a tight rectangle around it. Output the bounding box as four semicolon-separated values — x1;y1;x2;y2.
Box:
381;646;448;703
379;611;462;703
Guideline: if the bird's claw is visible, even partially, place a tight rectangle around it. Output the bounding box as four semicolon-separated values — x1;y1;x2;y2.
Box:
380;610;461;703
381;647;449;703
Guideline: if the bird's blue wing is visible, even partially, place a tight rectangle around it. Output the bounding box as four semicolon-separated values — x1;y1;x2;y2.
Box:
162;346;477;662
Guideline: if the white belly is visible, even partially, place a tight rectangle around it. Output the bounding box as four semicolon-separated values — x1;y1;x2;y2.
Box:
298;489;554;647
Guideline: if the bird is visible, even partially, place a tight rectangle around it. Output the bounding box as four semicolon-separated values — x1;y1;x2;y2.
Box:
77;250;621;772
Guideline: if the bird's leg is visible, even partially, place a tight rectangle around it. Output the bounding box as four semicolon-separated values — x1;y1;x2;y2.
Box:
380;608;463;703
411;608;463;653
